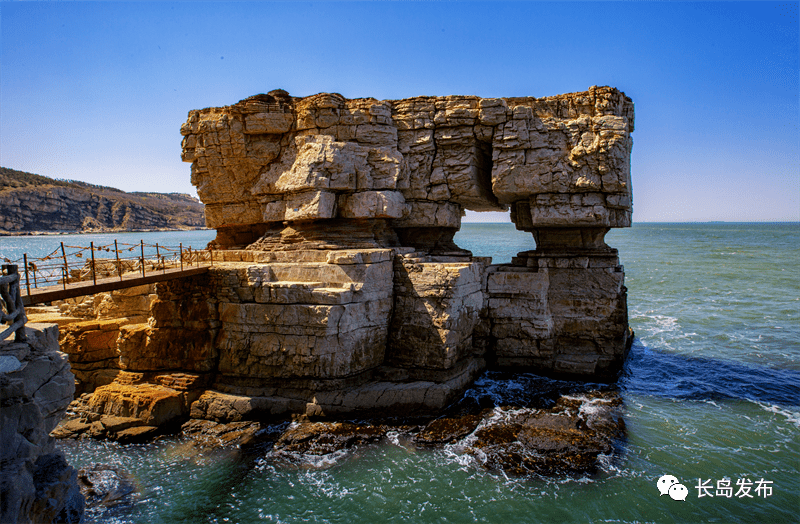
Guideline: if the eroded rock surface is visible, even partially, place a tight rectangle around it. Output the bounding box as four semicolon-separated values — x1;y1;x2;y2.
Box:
1;324;84;524
181;87;632;248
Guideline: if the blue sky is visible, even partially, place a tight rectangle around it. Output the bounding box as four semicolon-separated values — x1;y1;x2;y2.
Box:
1;1;797;222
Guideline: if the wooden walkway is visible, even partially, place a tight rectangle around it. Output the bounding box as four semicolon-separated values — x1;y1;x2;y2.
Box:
21;266;209;306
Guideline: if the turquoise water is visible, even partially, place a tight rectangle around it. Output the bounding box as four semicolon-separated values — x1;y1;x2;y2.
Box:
4;223;799;523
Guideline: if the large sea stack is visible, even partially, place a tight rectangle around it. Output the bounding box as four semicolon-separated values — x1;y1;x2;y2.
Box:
58;86;634;429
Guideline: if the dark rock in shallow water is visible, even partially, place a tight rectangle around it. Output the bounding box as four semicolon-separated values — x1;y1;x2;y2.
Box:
251;390;625;478
465;391;626;476
177;389;626;478
56;374;625;479
78;464;137;509
273;421;387;455
415;412;485;446
180;419;267;450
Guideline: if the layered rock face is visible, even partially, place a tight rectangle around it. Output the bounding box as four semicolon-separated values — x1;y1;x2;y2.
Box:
53;86;633;433
1;324;84;524
27;284;158;395
182;87;631;250
179;86;633;386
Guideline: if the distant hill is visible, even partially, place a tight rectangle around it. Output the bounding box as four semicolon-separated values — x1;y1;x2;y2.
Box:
0;167;206;234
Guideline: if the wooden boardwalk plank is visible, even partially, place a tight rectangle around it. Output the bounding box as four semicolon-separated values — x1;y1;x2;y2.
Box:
21;266;209;306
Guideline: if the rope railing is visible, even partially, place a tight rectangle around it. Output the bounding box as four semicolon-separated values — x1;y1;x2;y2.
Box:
1;241;213;296
1;265;27;342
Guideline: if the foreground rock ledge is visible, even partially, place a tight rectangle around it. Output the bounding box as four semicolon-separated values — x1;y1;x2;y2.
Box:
48;87;633;466
1;324;84;524
57;381;625;478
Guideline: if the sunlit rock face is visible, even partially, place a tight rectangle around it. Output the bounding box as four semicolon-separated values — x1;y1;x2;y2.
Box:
66;87;633;425
181;86;632;252
174;87;634;415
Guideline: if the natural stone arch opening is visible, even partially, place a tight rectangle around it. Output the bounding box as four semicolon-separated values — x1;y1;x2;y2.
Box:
181;87;632;259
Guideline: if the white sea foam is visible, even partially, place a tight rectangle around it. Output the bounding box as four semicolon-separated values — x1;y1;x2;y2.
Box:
297;468;355;499
385;430;402;447
630;313;681;349
266;448;352;471
751;400;800;428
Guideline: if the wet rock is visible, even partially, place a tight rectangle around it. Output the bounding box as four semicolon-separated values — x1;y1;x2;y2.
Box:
414;412;483;446
467;390;625;476
180;419;267;449
273;421;387;455
77;464;137;509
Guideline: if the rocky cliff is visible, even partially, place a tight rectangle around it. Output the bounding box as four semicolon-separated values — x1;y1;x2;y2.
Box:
0;324;84;524
0;167;205;233
46;87;633;440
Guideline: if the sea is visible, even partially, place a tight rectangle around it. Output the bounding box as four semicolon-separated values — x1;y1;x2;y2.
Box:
1;223;798;523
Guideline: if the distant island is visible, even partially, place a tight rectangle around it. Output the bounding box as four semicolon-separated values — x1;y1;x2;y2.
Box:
0;167;205;234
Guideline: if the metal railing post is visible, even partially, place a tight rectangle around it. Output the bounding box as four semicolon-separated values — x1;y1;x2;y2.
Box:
22;253;31;296
90;242;97;285
22;254;31;295
114;240;122;280
60;242;69;285
140;240;146;277
180;243;184;271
